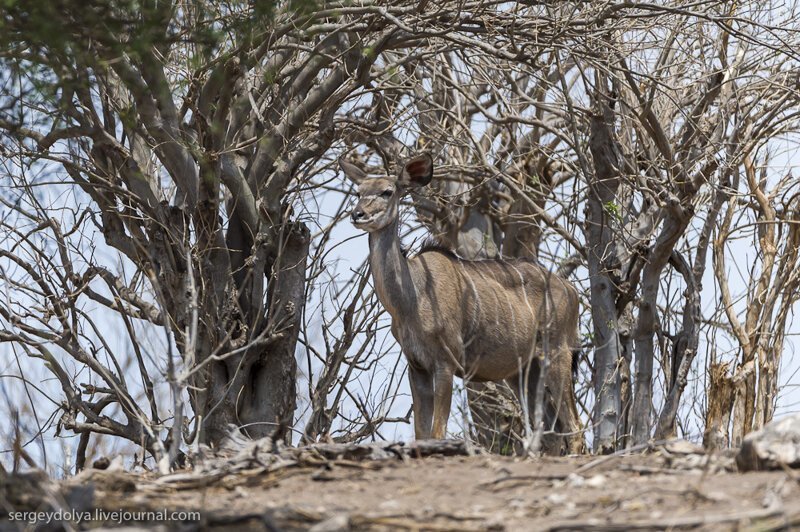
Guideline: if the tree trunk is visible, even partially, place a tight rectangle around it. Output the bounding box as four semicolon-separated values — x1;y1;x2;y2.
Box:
704;362;734;450
194;218;309;445
653;252;700;440
585;78;624;454
467;381;525;455
239;221;309;441
731;366;755;446
618;327;633;449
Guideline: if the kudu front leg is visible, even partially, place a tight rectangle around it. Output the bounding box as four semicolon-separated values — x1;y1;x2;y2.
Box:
408;365;434;439
431;367;454;439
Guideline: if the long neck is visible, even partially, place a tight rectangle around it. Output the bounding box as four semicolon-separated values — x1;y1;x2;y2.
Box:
368;219;416;317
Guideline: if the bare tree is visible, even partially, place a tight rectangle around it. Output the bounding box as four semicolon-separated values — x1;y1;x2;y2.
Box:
713;155;800;446
2;0;800;471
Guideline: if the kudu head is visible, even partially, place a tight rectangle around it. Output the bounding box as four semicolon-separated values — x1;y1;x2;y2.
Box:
339;153;433;232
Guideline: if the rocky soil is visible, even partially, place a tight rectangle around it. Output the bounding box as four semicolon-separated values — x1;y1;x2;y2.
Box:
4;438;800;531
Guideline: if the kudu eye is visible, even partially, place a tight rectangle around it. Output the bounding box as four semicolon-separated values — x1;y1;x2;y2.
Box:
380;189;393;198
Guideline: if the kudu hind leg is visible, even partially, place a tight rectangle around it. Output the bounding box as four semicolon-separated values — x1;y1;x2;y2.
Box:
408;366;434;439
561;387;584;454
551;345;584;454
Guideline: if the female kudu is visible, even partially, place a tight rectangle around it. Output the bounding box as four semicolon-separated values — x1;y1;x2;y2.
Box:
341;153;583;453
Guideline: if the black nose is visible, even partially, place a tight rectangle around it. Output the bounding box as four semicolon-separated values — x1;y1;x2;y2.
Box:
351;209;366;223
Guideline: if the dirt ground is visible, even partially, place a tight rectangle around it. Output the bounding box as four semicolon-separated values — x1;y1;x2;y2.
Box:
28;441;797;531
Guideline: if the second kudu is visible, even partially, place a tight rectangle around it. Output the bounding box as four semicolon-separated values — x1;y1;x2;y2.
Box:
341;153;583;454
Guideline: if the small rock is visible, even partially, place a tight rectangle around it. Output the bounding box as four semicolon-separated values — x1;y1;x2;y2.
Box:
704;491;729;502
585;474;607;488
309;513;350;532
663;439;704;455
564;473;584;487
736;414;800;471
377;499;401;511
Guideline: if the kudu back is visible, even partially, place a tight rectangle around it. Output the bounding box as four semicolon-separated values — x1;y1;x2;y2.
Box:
341;153;583;454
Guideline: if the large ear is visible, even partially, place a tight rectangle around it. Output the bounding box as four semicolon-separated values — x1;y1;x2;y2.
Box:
339;157;368;184
398;153;433;187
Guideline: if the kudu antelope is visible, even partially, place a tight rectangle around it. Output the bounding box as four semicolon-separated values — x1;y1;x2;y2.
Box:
341;153;583;453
